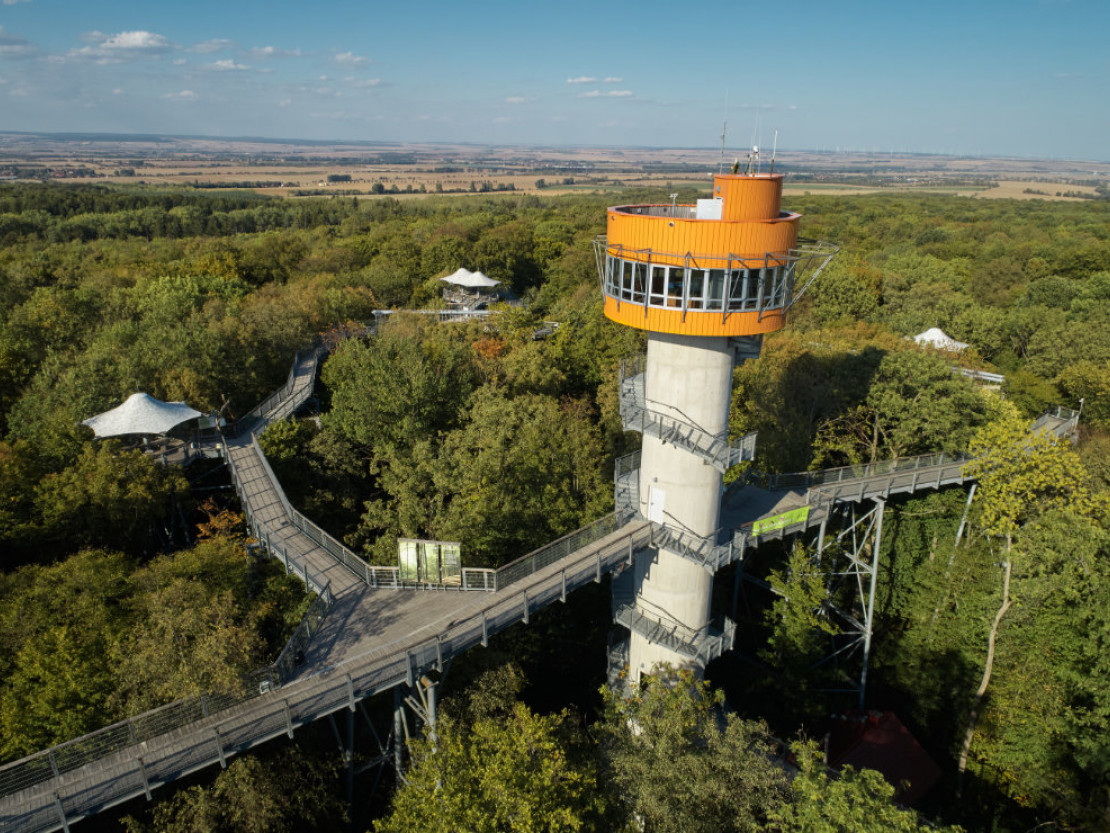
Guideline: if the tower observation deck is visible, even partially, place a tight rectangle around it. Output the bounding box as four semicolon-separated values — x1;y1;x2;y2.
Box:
596;173;836;683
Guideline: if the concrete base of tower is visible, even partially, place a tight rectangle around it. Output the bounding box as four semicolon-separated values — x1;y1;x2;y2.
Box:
626;332;733;683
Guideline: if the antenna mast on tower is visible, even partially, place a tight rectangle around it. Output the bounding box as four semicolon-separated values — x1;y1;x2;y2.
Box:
718;92;729;174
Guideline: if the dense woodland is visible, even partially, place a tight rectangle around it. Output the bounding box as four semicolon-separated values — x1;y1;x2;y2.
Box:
0;181;1108;831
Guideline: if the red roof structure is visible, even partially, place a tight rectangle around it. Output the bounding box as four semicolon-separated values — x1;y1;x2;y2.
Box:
825;710;942;806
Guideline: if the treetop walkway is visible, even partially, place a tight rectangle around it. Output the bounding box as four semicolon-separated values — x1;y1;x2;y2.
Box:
0;331;1080;831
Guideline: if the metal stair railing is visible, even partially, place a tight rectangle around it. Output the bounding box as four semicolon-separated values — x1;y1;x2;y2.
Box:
619;362;758;473
614;451;641;515
648;522;734;572
612;604;736;668
1031;405;1080;438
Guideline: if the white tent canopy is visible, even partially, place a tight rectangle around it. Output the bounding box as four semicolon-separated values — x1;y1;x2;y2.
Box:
81;393;202;438
913;327;969;352
440;268;500;289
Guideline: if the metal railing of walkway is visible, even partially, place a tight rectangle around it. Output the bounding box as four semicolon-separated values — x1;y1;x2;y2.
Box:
0;513;652;832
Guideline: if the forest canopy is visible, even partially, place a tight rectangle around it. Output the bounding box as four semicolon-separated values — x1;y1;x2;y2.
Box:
0;181;1108;831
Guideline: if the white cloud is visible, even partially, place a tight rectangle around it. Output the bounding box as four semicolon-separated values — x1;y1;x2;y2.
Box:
603;76;622;83
161;89;197;100
69;30;174;63
3;0;32;5
279;98;292;107
191;38;233;54
579;89;632;98
566;76;596;84
173;58;187;66
208;59;249;71
112;87;124;95
102;31;172;51
505;95;530;104
345;76;381;88
335;51;368;67
0;27;36;58
250;45;302;59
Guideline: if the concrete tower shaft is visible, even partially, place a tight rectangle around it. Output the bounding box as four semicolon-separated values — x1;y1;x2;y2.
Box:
598;173;832;684
630;333;732;676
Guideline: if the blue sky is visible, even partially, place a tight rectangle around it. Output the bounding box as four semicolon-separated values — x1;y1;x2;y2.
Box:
0;0;1106;160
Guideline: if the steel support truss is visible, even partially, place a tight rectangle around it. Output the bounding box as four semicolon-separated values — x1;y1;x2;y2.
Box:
808;498;884;708
322;668;444;814
735;498;885;708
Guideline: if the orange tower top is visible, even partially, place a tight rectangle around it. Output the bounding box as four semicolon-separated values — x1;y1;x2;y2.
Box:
597;173;824;337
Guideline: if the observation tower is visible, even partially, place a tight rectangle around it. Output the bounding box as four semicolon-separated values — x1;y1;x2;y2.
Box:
597;171;835;684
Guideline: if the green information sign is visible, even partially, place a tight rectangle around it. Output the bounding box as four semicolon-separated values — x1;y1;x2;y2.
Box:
751;506;811;536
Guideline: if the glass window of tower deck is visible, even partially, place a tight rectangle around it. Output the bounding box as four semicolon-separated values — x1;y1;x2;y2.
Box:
596;173;836;338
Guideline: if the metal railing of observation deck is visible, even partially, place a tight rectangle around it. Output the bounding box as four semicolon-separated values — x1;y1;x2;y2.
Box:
748;451;972;497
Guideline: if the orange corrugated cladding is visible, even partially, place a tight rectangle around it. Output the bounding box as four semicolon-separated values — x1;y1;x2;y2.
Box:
604;173;799;337
603;297;786;336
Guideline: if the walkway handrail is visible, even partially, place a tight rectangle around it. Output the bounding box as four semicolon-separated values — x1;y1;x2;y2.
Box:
754;451;971;492
235;345;326;436
242;431;499;592
0;567;336;802
224;440;334;599
0;517;652;814
272;588;332;685
493;510;635;590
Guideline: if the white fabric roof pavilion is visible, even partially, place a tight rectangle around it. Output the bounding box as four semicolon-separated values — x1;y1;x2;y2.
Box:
440;268;500;289
913;327;969;352
81;393;203;438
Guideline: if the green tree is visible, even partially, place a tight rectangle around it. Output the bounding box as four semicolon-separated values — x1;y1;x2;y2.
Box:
964;414;1105;540
376;672;606;833
31;443;188;554
110;539;270;713
0;549;133;757
123;746;345;833
771;741;964;833
597;668;788;833
813;349;991;466
434;388;609;567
